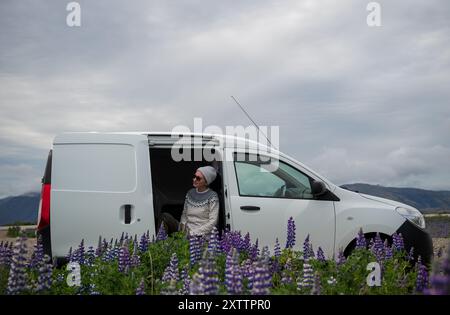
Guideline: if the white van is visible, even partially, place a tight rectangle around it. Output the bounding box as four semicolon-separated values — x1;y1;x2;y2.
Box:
36;132;433;265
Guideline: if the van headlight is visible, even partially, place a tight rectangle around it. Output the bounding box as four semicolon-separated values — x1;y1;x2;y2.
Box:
395;206;425;229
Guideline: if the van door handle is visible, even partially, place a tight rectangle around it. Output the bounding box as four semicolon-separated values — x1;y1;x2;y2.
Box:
124;204;132;224
240;206;260;211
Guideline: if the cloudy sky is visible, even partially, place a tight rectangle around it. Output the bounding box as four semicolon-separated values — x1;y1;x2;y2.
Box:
0;0;449;198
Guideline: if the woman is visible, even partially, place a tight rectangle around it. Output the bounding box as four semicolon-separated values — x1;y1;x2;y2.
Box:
180;165;219;236
158;166;219;237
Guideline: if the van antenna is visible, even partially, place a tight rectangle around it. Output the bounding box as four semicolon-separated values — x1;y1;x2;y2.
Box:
230;95;277;150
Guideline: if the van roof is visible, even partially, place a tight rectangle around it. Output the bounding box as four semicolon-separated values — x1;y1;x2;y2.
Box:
54;131;278;153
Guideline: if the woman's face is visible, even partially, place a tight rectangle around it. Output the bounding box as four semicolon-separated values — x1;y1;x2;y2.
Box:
193;170;207;189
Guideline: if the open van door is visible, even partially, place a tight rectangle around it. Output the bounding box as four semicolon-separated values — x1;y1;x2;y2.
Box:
51;133;154;259
224;149;337;258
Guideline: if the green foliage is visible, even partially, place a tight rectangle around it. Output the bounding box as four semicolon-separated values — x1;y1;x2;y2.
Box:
6;225;36;238
0;233;425;295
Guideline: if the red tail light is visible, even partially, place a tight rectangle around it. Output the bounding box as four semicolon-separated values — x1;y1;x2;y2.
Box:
37;183;51;230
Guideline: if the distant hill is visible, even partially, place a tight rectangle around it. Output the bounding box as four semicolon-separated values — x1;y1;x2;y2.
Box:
340;183;450;213
0;192;40;226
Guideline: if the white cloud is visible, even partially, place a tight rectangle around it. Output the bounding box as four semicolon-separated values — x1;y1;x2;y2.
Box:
0;0;449;196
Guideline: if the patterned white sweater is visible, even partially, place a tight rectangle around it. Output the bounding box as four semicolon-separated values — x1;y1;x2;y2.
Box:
180;188;219;236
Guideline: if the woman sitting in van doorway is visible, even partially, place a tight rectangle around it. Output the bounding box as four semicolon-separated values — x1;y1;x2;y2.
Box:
158;166;219;237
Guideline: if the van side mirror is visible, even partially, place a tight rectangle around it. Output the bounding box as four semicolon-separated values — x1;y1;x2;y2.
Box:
311;180;327;196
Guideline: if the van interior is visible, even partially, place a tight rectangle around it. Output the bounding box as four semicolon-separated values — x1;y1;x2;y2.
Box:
149;148;225;235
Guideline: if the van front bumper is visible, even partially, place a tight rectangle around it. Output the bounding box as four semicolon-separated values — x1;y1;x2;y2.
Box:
396;220;433;265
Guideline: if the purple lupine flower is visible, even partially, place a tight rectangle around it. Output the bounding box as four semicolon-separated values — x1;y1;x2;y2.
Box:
66;247;73;262
232;231;244;252
207;227;220;256
371;233;384;262
249;239;260;261
355;228;366;250
415;256;429;293
136;278;145;295
303;234;310;260
201;251;219;295
1;241;13;267
74;239;85;265
139;233;149;253
219;231;231;254
281;259;293;285
243;232;251;253
36;255;53;292
110;244;120;260
285;217;296;249
298;258;314;291
162;253;179;282
384;239;393;260
336;249;346;266
189;250;219;295
7;237;29;295
130;244;141;268
316;247;326;262
189;235;202;266
241;258;255;290
118;246;130;273
179;267;190;295
29;237;44;270
251;257;272;295
425;246;450;295
274;238;281;258
311;272;322;295
220;230;234;254
225;248;243;294
101;245;113;262
241;258;253;279
392;233;404;252
156;223;168;241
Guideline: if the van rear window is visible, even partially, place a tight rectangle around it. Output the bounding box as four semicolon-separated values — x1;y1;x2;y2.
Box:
52;144;136;192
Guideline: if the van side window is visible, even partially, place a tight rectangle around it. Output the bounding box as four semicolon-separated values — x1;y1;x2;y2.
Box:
234;154;314;199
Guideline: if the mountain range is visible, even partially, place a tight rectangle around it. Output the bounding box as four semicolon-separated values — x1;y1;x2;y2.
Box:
1;184;449;225
340;183;450;213
0;192;40;226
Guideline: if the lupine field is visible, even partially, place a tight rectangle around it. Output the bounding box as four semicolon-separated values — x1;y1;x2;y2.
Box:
0;217;449;295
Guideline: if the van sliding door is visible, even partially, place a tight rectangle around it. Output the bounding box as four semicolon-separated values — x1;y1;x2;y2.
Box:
51;133;154;258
